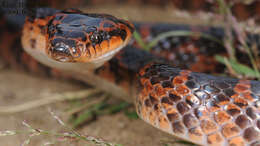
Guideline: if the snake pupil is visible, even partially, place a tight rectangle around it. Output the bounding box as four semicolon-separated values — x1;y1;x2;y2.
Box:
90;32;102;44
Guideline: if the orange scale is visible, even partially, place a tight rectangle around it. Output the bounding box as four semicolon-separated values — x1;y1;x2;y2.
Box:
166;106;178;114
234;84;249;93
233;97;248;108
161;102;173;110
231;93;240;98
172;76;186;84
207;132;224;145
207;104;221;113
195;107;211;120
175;85;190;96
163;86;174;92
153;84;167;97
242;92;255;101
188;127;204;142
36;18;50;26
141;82;153;97
149;91;160;101
225;104;241;116
169;90;179;96
234;81;250;93
200;119;218;134
158;115;171;131
216;100;230;106
221;123;240;138
213;111;231;125
148;111;158;126
180;70;191;77
154;104;163;115
149;90;159;101
228;136;245;146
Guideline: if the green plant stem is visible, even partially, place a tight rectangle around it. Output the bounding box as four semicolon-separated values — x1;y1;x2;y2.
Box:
217;0;229;15
133;31;149;50
244;44;260;79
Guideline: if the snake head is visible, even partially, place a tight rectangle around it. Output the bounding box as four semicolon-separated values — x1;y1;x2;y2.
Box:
46;10;134;65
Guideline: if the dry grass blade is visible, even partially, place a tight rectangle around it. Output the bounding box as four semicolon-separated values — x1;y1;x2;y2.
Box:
66;94;108;115
0;89;101;114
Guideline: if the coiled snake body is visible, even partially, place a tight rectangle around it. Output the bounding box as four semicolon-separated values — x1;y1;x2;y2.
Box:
1;7;260;146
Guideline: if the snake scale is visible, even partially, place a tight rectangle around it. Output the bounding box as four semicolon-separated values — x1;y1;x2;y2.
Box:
1;1;260;146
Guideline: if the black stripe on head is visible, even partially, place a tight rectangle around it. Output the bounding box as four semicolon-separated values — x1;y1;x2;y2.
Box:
108;29;127;41
117;19;134;33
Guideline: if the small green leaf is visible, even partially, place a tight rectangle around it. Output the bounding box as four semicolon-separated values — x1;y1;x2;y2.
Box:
105;102;130;114
229;60;258;77
133;31;149;50
124;111;139;119
215;55;258;78
71;110;92;128
215;55;227;64
71;103;105;127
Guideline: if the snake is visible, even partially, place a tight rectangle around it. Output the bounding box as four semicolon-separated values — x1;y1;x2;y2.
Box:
1;2;260;146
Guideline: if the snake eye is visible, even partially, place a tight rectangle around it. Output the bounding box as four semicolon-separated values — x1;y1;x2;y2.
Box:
70;47;81;58
90;32;102;44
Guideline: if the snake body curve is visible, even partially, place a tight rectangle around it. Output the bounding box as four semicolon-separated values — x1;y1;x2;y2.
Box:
1;6;260;146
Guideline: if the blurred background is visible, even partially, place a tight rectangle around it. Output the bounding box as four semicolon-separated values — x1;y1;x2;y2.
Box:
26;0;260;21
